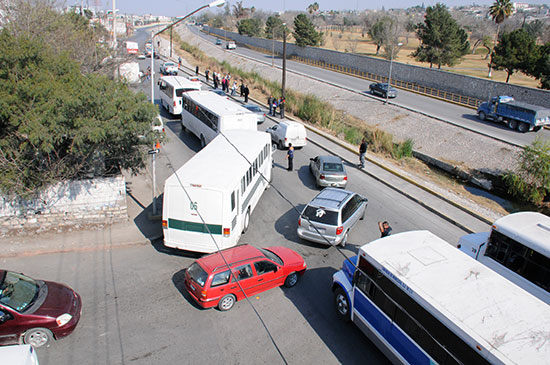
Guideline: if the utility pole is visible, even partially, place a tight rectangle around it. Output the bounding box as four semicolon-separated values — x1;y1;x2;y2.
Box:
112;0;116;50
282;25;287;99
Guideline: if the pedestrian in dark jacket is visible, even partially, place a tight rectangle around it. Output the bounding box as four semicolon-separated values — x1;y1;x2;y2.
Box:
286;143;294;171
279;97;285;118
272;99;278;116
205;69;210;82
213;75;218;89
240;82;245;97
268;96;273;115
195;65;199;75
243;85;250;103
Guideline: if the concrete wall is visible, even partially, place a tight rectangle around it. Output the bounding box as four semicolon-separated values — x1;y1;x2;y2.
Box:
0;176;127;235
205;27;550;108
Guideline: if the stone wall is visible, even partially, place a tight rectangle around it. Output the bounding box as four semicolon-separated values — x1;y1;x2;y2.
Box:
0;176;127;235
205;27;550;108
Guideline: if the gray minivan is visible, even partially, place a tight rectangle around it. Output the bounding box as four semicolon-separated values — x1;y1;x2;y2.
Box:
297;188;367;247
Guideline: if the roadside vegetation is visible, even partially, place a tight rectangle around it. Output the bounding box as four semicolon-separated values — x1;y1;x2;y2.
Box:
0;1;158;198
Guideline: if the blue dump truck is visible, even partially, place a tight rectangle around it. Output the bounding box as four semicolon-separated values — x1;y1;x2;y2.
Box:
477;96;550;133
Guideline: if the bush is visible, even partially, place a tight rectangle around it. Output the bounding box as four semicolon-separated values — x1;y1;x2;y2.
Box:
393;138;415;159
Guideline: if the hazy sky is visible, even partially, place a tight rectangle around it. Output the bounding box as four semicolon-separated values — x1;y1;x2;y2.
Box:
99;0;548;16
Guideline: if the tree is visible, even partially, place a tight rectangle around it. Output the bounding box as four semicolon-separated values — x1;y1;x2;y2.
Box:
232;1;248;19
265;16;286;39
524;20;545;43
492;29;538;82
504;140;550;206
293;14;322;47
413;3;470;69
369;17;394;56
237;18;262;37
0;31;157;197
307;2;319;15
529;43;550;89
488;0;513;77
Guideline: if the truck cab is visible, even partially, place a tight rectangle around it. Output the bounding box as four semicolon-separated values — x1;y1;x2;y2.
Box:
477;95;514;122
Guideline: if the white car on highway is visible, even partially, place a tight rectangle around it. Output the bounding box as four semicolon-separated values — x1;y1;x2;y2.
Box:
160;62;178;76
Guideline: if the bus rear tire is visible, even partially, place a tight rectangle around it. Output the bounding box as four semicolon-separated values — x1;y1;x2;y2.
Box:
334;287;351;322
242;208;250;234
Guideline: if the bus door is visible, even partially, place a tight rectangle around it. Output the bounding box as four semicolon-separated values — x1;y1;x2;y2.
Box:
229;188;241;243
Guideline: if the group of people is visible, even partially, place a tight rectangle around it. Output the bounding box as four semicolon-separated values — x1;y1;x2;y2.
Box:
267;95;286;118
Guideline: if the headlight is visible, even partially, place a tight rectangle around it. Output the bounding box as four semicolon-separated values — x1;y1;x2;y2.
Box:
56;313;72;326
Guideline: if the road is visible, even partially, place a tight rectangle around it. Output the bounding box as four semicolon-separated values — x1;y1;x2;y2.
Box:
9;34;477;364
189;26;550;147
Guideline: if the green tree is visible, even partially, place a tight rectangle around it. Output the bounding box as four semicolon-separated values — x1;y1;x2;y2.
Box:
232;1;248;19
529;43;550;89
265;16;286;39
413;3;470;69
293;14;322;47
369;17;394;56
488;0;513;77
504;140;550;205
237;18;262;37
0;32;157;197
307;2;319;14
492;29;539;83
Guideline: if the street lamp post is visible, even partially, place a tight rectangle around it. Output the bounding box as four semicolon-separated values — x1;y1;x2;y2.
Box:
385;42;403;105
281;24;287;100
271;28;275;67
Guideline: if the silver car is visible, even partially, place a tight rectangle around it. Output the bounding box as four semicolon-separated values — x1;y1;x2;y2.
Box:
309;155;347;188
243;104;266;124
297;188;367;247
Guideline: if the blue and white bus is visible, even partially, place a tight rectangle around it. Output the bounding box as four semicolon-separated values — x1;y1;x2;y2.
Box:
332;230;550;364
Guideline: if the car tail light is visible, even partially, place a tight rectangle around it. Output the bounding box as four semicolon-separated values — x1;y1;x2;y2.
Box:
336;226;344;235
56;313;72;327
162;220;167;228
344;176;348;181
173;101;177;107
284;137;288;142
201;291;207;298
223;228;230;237
298;217;301;226
320;174;325;180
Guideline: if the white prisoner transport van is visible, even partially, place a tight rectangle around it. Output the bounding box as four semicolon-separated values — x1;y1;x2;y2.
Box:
266;121;307;149
158;76;201;116
162;130;272;253
458;211;550;304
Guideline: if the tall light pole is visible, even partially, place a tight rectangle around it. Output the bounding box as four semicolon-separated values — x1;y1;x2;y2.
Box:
385;42;403;105
111;0;117;50
281;23;287;100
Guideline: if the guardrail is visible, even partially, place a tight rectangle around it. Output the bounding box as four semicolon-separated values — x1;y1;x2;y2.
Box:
292;56;484;109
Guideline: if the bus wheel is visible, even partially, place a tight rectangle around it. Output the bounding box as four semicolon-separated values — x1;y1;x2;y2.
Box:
200;135;206;148
242;208;250;233
334;287;351;322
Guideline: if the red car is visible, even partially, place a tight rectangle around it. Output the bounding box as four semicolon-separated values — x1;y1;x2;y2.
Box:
0;270;82;348
185;245;306;311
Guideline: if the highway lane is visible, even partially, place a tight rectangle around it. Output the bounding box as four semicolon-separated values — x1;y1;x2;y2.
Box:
190;26;550;147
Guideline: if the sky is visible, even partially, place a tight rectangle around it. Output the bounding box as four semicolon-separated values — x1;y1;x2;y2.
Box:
98;0;549;17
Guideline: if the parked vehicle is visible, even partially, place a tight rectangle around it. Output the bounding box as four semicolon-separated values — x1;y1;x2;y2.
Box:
332;230;550;364
125;41;138;55
215;38;222;45
163;131;271;253
160;62;178;76
0;345;39;365
243;104;266;124
184;244;306;311
0;270;82;348
266;121;307;149
209;89;228;99
297;188;367;247
458;211;550;304
158;76;201;116
226;41;236;49
369;82;397;98
309;156;347;188
477;96;550;133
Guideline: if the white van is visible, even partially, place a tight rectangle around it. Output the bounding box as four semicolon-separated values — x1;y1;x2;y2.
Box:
266;121;307;149
0;345;39;365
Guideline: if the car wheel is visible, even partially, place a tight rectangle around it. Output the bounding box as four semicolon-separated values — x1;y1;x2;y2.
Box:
24;328;53;348
518;122;530;133
334;287;351;322
200;135;206;149
284;272;299;288
359;209;365;220
218;294;236;311
278;140;284;150
507;119;518;130
242;208;250;233
478;111;486;121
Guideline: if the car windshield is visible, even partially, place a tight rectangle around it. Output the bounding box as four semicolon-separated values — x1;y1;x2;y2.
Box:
246;106;261;112
302;206;339;225
0;271;39;313
322;162;344;172
164;63;175;67
187;262;208;287
258;248;283;265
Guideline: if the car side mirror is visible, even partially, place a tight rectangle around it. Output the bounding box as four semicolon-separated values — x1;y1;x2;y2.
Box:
0;310;13;324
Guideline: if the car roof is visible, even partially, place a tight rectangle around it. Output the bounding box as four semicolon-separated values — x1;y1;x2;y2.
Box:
308;188;354;210
318;155;342;163
163;62;175;65
244;104;261;110
197;245;265;273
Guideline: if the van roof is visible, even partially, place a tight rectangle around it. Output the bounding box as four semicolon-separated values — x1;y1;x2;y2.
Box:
309;188;354;210
493;211;550;257
198;244;263;273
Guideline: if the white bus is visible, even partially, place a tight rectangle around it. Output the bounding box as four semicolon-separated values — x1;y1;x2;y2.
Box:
181;91;257;148
458;211;550;304
332;230;550;364
158;76;201;116
162;130;272;253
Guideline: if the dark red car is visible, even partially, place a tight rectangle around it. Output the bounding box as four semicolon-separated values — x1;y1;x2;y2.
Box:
185;245;306;311
0;270;82;348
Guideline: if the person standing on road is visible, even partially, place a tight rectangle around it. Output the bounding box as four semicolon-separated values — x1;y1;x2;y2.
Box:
231;81;237;96
178;57;182;66
279;97;285;119
195;65;199;75
240;82;244;97
359;138;367;168
378;221;392;237
286;143;294;171
205;69;210;82
213;73;218;89
243;85;250;103
268;95;273;115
